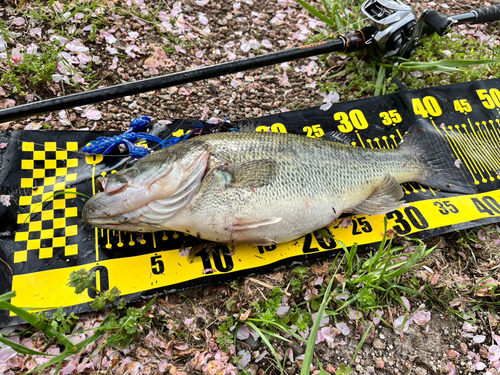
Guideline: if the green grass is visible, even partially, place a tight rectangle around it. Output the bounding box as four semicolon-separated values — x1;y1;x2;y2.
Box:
0;270;156;375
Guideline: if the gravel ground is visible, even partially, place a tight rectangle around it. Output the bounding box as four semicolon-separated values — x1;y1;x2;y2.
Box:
1;0;500;374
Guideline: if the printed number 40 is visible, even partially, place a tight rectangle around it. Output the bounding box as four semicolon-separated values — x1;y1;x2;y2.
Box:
412;96;442;118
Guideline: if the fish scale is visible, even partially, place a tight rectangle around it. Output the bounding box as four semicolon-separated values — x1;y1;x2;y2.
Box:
82;119;475;245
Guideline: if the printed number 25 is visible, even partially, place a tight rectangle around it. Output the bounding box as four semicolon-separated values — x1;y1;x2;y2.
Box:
303;124;324;138
352;217;373;235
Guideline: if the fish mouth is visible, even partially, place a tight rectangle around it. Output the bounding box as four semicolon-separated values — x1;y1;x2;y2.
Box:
82;199;161;232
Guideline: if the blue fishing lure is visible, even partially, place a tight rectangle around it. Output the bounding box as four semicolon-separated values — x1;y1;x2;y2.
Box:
83;115;238;158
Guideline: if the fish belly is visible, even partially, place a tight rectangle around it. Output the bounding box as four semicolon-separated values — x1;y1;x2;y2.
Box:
160;133;420;244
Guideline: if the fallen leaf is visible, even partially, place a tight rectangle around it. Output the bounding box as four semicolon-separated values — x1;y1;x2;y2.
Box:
0;99;16;109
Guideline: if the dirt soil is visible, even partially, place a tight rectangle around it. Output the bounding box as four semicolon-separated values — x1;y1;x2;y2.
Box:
0;0;499;374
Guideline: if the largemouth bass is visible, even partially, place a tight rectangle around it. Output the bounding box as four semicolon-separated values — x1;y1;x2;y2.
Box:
82;119;474;245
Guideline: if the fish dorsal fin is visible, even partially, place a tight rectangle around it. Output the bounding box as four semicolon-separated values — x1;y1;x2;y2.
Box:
352;174;404;216
218;159;277;188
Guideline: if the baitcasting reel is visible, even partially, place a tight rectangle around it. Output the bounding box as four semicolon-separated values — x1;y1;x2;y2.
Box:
361;0;455;58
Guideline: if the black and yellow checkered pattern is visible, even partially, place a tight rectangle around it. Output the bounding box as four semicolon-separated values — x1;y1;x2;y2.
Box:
14;141;80;263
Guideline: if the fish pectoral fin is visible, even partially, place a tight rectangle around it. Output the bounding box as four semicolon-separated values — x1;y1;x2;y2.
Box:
352;174;404;216
226;217;282;231
217;159;278;188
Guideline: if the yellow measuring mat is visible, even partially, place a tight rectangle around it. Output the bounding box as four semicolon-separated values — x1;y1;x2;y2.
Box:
1;78;500;326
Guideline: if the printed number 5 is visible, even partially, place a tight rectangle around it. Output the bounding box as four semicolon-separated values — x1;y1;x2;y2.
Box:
303;124;324;138
151;255;165;275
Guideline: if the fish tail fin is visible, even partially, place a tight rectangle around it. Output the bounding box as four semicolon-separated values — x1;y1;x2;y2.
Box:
399;119;476;194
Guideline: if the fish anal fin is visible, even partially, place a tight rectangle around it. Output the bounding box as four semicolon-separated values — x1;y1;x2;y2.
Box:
226;217;282;231
218;159;277;188
353;175;404;216
231;236;278;246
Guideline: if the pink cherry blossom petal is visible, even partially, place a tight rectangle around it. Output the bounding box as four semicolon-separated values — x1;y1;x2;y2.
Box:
442;361;455;375
262;39;272;49
0;195;11;207
473;335;486;343
0;99;16;109
236;324;250;340
473;361;487;370
489;345;500;362
11;48;23;65
412;310;431;326
336;322;350;335
198;14;209;25
277;305;290;316
102;31;117;44
401;297;411;311
110;56;119;70
82;107;102;120
175;45;186;54
373;310;383;325
321;327;335;342
463;322;477;332
237;350;251;368
72;74;84;84
13;17;25;26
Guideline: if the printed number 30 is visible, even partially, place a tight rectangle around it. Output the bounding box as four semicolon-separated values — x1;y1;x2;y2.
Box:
334;110;368;133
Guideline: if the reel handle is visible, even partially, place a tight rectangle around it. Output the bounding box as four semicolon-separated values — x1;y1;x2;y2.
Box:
423;10;453;36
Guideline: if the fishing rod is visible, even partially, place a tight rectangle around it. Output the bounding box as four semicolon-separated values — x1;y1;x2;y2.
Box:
0;0;499;124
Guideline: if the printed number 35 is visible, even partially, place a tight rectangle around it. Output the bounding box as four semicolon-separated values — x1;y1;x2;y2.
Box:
380;109;402;125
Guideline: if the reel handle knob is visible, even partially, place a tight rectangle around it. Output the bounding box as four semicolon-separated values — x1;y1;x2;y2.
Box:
423;10;453;36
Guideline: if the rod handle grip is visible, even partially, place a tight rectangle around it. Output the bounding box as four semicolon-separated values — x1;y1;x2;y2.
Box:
472;4;500;24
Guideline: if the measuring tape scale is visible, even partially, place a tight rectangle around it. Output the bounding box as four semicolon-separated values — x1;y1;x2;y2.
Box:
3;78;500;319
9;186;500;311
